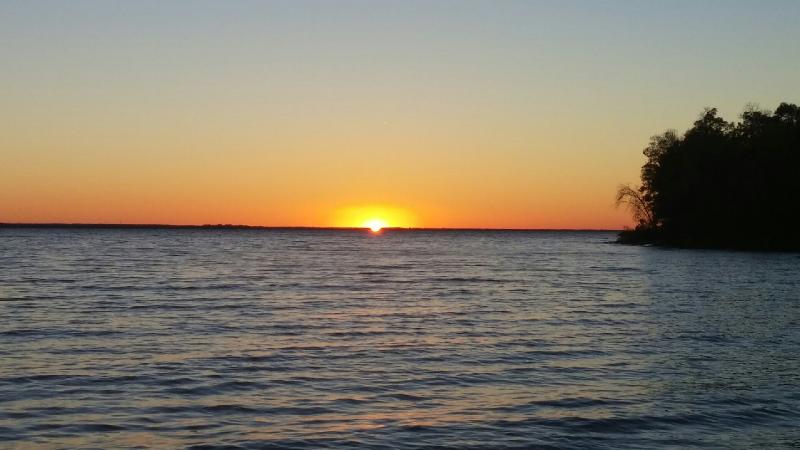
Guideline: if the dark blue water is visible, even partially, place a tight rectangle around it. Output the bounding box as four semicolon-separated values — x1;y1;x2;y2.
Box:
1;229;799;449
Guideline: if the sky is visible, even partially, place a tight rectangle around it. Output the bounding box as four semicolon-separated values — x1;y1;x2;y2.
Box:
2;0;799;229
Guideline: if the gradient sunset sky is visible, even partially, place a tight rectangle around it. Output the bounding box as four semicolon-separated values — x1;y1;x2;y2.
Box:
3;1;799;228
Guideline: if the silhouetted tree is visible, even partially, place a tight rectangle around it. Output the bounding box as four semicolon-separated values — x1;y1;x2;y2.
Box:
617;102;800;250
615;183;654;229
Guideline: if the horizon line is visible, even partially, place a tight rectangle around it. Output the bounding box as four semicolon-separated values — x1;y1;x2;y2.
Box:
0;222;622;232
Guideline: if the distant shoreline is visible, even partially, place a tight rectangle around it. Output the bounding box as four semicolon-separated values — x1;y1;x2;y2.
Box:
0;223;620;232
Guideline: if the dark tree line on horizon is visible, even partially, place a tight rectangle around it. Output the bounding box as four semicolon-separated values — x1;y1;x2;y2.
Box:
617;102;800;250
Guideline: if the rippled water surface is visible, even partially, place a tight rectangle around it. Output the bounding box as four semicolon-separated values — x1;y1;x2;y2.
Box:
1;229;799;449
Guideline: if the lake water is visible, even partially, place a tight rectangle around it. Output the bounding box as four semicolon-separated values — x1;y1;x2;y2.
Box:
1;229;799;449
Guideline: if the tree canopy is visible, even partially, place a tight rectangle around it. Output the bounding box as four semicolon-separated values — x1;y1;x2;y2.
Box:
617;103;800;250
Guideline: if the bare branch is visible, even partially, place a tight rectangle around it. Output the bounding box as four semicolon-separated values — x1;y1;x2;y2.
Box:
615;183;654;228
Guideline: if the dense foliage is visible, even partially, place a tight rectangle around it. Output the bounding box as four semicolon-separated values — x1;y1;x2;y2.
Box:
617;103;800;250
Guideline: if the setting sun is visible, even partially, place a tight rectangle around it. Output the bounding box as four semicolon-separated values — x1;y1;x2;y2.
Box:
331;205;416;229
364;219;388;232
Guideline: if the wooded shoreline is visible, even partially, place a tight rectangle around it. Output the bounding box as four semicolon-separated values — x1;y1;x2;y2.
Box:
616;102;800;252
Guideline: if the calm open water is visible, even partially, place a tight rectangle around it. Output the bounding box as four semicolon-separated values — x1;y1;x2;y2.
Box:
1;229;799;449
